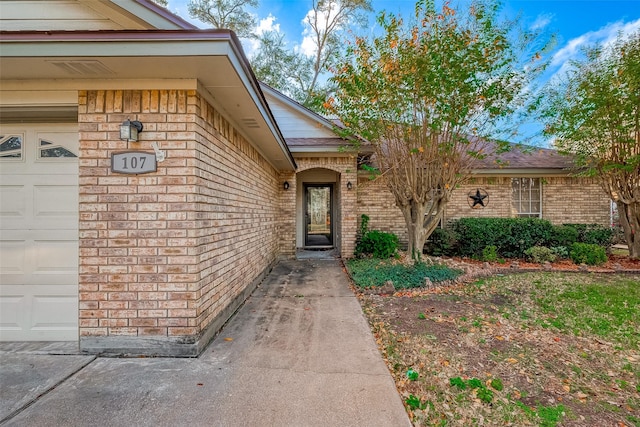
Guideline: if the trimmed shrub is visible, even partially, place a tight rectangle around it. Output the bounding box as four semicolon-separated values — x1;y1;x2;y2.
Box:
551;225;579;247
356;230;399;258
356;214;399;258
570;243;608;266
425;227;458;256
451;217;555;259
551;246;570;259
524;246;557;263
564;223;614;247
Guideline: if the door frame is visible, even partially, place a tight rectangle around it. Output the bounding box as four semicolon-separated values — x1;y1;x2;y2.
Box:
303;183;334;248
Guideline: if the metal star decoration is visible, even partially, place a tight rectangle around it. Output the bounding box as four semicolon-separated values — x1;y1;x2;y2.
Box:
468;188;489;209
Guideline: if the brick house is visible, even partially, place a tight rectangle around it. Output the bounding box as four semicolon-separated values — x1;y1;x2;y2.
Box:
0;0;610;356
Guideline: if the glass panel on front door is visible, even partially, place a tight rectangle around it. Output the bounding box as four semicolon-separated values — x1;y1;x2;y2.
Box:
305;185;332;247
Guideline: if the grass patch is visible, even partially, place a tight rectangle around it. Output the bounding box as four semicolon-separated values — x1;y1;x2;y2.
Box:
359;272;640;426
346;258;462;289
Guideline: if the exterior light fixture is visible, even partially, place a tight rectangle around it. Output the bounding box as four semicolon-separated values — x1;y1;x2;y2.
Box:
346;181;353;190
283;181;290;190
120;118;143;142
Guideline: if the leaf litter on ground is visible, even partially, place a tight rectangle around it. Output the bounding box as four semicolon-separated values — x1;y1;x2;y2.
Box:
358;272;640;426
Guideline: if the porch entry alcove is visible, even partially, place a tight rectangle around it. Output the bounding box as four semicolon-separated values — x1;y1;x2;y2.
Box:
296;168;341;251
305;184;333;247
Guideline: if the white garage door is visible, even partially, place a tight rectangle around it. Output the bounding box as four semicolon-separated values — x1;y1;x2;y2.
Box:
0;124;79;341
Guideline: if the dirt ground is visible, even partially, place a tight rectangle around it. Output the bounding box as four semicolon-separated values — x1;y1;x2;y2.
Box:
356;257;640;426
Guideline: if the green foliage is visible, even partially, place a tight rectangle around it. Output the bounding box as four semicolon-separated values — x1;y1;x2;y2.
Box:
359;214;370;237
536;405;566;427
481;245;499;262
476;387;494;403
524;246;557;263
564;223;614;247
449;377;467;390
330;0;551;261
570;243;608;266
346;258;462;289
405;394;426;410
425;227;458;256
551;225;579;247
355;214;399;258
188;0;258;37
449;376;497;403
356;230;399;258
538;30;640;258
451;217;556;259
550;246;570;259
467;378;483;389
428;218;615;261
406;369;419;381
490;378;504;391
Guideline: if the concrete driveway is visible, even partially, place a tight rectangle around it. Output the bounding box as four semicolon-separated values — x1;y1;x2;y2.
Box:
1;259;410;427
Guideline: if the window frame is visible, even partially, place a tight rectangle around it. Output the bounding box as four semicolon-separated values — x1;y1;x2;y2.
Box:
511;177;542;218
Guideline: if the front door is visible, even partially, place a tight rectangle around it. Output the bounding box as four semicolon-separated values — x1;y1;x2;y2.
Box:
304;185;333;247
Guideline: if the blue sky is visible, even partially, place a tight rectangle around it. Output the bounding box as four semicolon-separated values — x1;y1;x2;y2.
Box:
165;0;640;144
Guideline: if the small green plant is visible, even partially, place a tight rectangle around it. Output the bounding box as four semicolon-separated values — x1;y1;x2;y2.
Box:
417;312;426;319
449;377;467;390
406;369;419;381
467;378;483;389
477;387;494;403
355;214;399;258
405;394;426;410
524;246;557;263
570;242;607;265
550;246;569;259
481;245;499;262
490;378;504;391
537;404;566;427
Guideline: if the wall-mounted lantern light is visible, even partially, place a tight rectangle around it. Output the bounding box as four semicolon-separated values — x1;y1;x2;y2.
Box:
346;181;353;190
120;118;143;142
283;181;290;190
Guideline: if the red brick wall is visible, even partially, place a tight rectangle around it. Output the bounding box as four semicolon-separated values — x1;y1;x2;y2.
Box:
78;89;280;355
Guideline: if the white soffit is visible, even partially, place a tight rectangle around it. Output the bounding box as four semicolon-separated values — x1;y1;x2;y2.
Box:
0;32;295;170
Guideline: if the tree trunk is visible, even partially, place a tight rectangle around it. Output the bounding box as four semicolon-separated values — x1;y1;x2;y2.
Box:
617;200;640;259
399;201;427;262
398;198;445;262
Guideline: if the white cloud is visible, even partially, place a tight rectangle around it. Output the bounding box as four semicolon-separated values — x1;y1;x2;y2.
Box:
256;14;280;35
530;14;552;31
551;17;640;68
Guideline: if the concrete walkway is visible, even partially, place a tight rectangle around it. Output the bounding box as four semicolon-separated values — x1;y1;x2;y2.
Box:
0;260;410;427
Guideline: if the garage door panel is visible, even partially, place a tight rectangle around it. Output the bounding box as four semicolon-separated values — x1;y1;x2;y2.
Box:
34;184;77;218
0;239;26;275
0;286;77;340
0;184;27;229
0;123;79;341
32;293;78;330
0;294;25;331
33;239;78;274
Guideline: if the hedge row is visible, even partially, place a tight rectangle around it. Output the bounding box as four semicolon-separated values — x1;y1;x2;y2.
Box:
426;218;613;259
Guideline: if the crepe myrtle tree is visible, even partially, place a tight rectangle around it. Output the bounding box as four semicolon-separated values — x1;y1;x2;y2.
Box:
540;31;640;258
328;0;549;260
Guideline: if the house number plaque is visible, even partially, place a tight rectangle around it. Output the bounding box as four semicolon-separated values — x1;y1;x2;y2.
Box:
111;151;157;174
